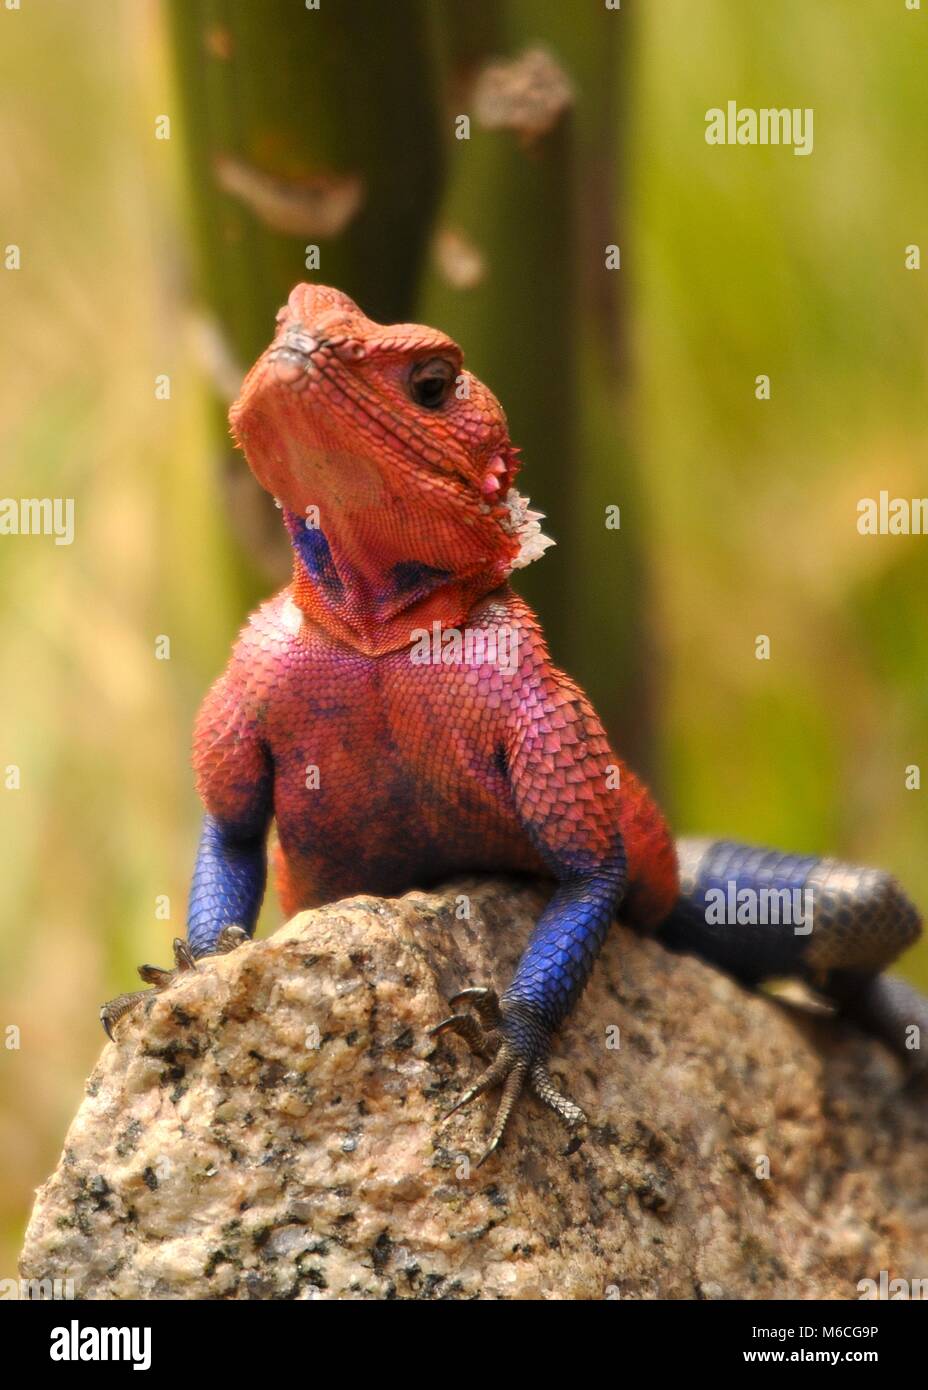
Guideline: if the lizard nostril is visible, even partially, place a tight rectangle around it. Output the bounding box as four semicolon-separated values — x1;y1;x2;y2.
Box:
331;339;365;363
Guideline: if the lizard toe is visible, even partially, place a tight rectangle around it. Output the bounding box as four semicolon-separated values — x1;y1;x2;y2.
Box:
430;982;504;1059
529;1061;589;1153
433;988;587;1161
100;929;249;1040
447;985;503;1029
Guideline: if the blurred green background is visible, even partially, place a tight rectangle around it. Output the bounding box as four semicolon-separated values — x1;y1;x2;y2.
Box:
1;0;926;1274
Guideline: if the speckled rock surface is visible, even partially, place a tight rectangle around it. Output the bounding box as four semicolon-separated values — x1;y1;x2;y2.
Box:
19;879;928;1299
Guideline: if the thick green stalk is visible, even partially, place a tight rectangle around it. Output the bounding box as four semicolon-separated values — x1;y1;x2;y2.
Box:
419;1;649;762
168;0;442;357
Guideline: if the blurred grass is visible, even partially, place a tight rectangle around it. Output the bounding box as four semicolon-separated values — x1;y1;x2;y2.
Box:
634;0;928;982
0;0;242;1270
0;0;926;1275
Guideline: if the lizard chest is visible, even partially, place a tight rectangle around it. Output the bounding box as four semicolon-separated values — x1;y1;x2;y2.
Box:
265;644;518;872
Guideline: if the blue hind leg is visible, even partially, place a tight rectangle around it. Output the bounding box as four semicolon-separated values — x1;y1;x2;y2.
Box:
657;837;926;1073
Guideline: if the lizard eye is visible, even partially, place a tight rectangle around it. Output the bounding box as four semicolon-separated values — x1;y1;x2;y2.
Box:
408;357;455;410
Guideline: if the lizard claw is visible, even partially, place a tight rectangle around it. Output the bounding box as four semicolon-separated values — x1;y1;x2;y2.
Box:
99;926;248;1040
447;986;503;1027
212;924;249;954
429;985;503;1060
431;986;588;1161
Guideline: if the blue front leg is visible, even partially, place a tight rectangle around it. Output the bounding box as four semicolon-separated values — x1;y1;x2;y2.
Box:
501;857;627;1050
430;660;637;1159
186;813;268;957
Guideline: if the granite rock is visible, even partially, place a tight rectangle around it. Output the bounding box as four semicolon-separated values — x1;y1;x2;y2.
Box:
19;879;928;1299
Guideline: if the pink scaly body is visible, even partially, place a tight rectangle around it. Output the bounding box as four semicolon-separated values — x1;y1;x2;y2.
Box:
194;585;677;925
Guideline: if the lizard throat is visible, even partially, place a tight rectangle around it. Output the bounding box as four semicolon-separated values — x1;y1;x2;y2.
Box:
277;476;555;655
282;506;523;656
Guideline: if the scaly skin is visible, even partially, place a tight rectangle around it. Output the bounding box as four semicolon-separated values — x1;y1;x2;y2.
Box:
101;284;926;1160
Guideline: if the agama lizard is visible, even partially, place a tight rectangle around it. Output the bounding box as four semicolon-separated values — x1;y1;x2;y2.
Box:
102;283;926;1162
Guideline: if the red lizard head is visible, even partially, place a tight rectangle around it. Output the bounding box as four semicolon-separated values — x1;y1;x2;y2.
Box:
229;284;553;653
